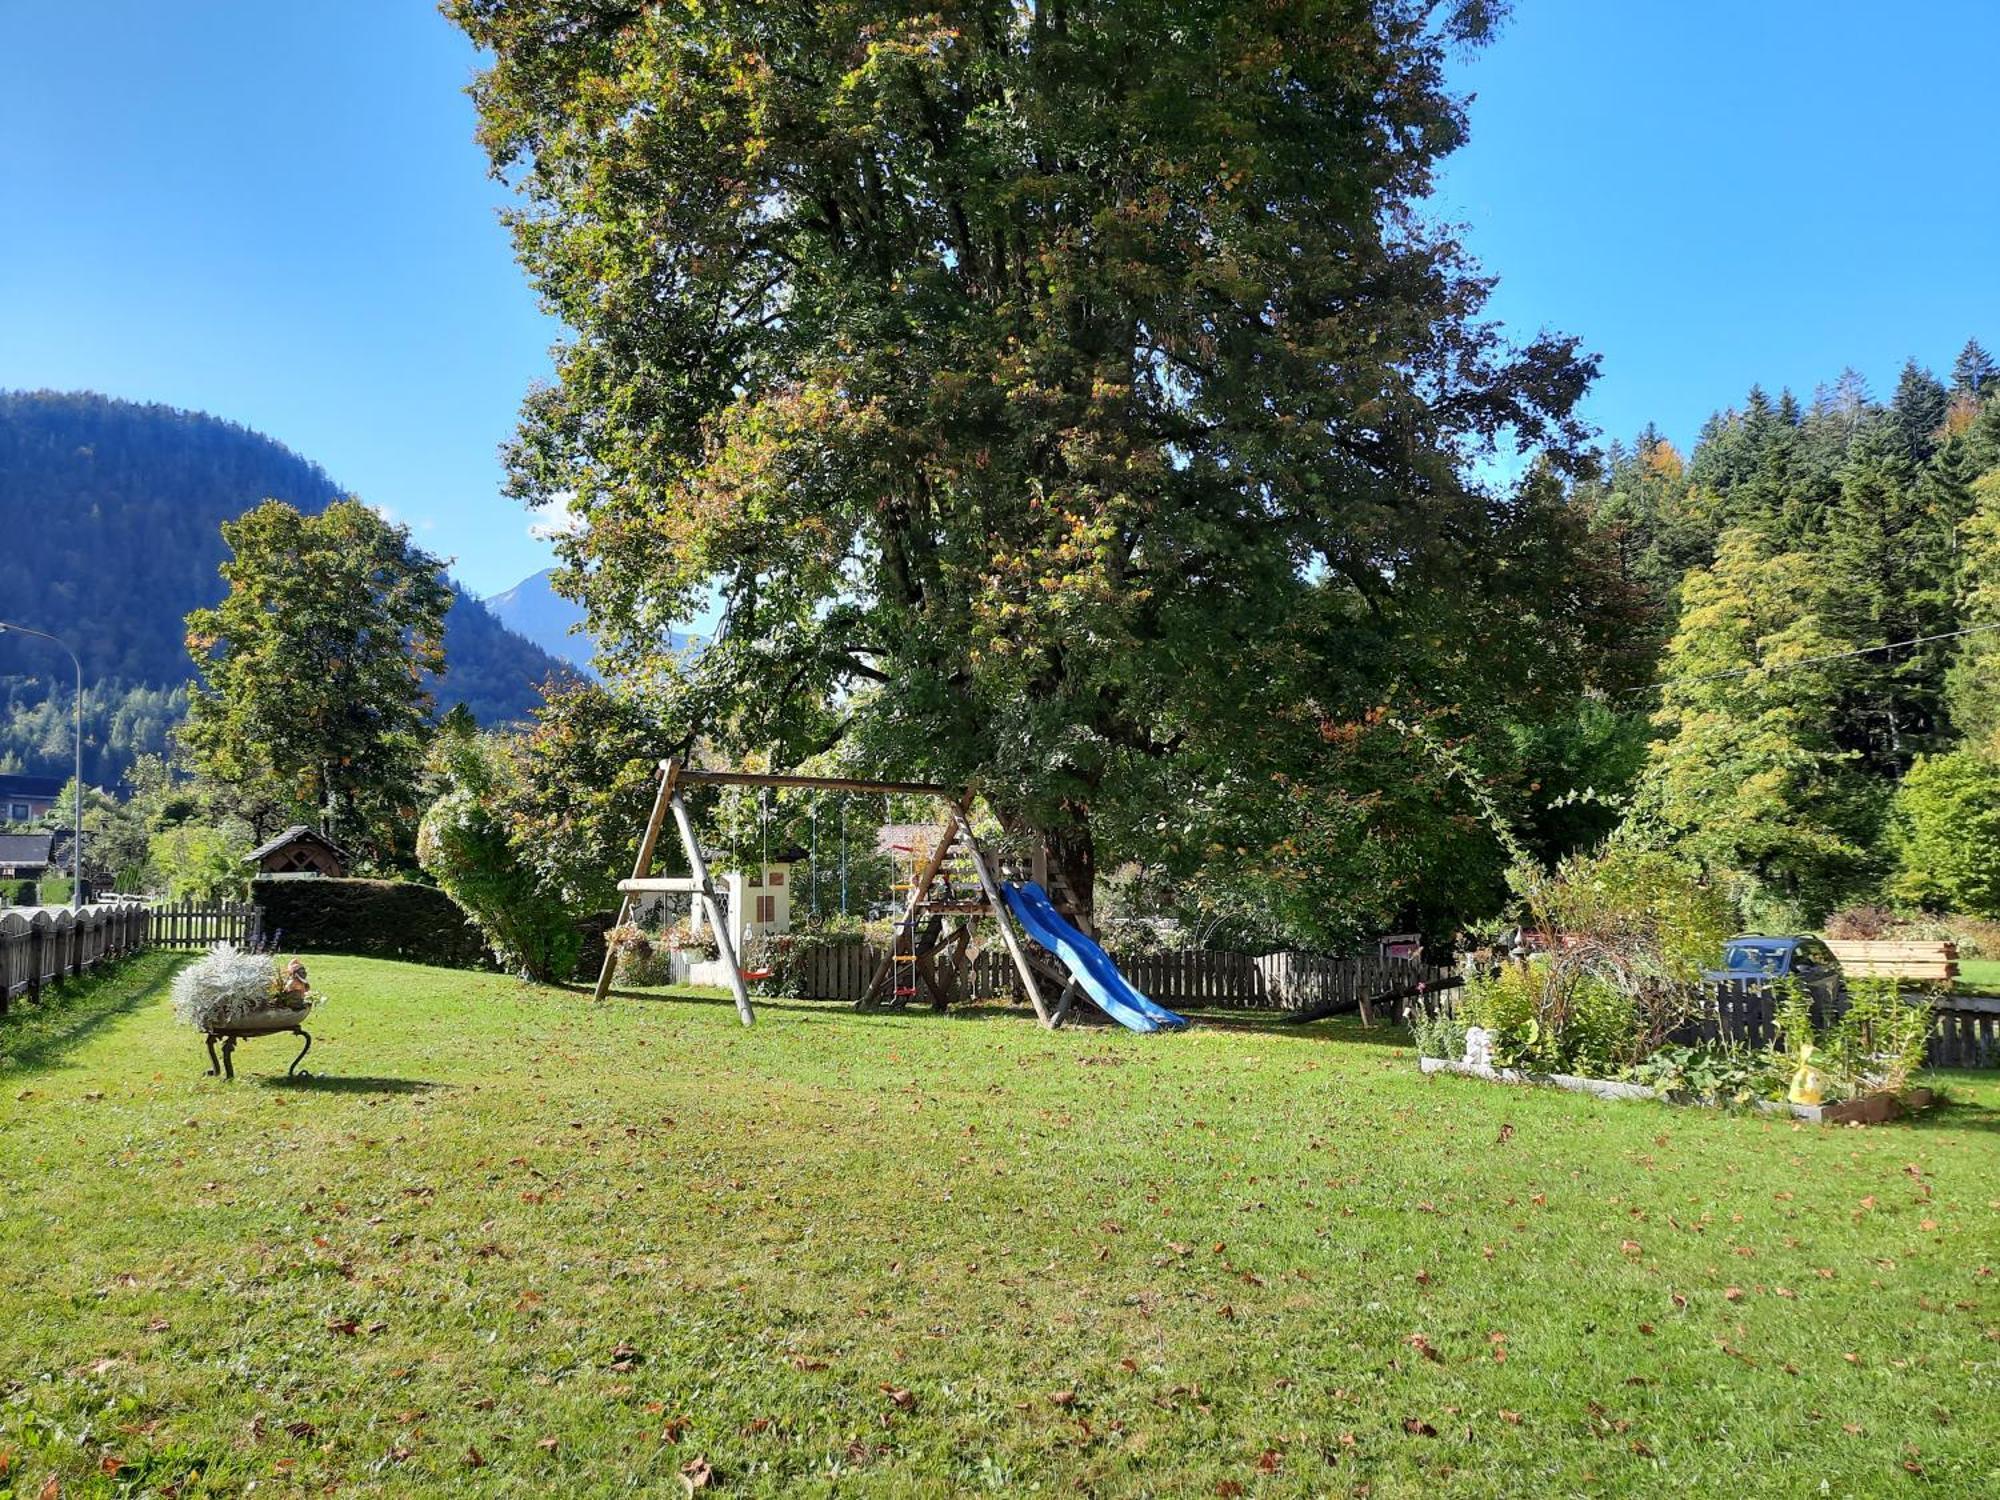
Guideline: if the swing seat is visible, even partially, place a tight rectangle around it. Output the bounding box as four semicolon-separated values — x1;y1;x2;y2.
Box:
741;967;775;981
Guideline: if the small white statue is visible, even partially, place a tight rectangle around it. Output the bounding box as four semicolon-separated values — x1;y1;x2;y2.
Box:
1463;1026;1494;1069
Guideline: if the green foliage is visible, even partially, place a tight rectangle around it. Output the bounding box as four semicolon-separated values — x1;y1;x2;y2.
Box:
250;876;489;969
1634;528;1878;923
417;720;580;982
497;680;675;911
147;822;252;902
453;0;1601;920
1887;748;2000;916
183;499;453;868
1947;467;2000;745
1625;1042;1784;1106
1769;975;1933;1103
1409;1004;1468;1064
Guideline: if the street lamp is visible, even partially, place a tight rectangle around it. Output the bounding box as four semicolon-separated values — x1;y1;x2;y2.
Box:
0;620;84;909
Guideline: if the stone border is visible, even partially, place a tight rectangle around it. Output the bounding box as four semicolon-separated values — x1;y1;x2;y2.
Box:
1417;1056;1932;1125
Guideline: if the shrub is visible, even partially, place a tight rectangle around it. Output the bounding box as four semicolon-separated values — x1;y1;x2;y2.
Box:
1824;904;1898;940
1410;1004;1466;1063
418;724;581;983
252;877;490;968
1626;1042;1783;1106
1771;975;1933;1103
1888;750;2000;917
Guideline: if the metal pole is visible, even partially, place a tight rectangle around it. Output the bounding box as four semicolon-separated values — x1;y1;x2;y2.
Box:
0;620;84;909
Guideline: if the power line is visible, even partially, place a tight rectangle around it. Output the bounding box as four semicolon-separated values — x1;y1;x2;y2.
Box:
1620;620;2000;695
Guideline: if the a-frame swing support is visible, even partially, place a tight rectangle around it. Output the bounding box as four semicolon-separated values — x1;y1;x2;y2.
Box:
592;760;1052;1027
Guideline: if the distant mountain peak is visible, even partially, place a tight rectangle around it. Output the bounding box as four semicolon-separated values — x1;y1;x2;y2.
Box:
484;567;599;678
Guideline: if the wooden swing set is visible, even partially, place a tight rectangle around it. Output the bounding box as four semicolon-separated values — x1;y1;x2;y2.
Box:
592;758;1057;1027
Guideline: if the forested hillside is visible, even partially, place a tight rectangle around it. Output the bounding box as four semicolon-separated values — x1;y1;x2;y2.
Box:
1584;339;2000;923
0;391;568;784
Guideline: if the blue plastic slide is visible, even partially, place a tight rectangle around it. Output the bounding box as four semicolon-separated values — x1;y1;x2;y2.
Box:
1001;882;1189;1033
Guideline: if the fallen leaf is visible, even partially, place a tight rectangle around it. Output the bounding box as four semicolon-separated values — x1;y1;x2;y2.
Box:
1408;1333;1443;1364
1050;1390;1077;1407
1723;1287;1744;1303
1402;1417;1439;1437
880;1385;915;1411
1499;1409;1523;1425
463;1446;485;1469
789;1355;828;1372
680;1456;714;1492
537;1435;559;1452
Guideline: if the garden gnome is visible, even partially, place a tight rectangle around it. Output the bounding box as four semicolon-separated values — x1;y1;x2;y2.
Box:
280;958;310;1002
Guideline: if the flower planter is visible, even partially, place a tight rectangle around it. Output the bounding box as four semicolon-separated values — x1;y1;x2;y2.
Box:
205;1002;313;1081
1417;1056;1935;1124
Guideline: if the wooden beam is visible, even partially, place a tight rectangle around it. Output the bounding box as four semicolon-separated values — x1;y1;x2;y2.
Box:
666;766;956;797
616;876;703;895
592;761;678;1002
959;809;1051;1027
669;787;755;1027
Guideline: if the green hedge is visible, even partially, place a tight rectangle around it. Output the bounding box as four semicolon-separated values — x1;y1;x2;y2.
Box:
2;878;35;906
252;877;493;969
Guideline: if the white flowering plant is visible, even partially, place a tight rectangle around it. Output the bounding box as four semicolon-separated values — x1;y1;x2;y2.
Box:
170;943;316;1033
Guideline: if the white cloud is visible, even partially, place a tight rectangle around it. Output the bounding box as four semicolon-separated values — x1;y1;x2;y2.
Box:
528;490;582;541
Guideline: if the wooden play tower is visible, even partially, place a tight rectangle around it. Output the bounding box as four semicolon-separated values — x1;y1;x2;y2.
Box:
592;759;1056;1027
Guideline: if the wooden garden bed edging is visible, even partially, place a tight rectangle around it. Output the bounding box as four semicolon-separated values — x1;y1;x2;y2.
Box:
1416;1056;1935;1125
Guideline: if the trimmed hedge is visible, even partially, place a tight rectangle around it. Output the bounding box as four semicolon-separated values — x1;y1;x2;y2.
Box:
252;877;493;969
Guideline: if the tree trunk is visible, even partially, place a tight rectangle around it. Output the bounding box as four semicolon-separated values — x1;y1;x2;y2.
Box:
1044;802;1097;935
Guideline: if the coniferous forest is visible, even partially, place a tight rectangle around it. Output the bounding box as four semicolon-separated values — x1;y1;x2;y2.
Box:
0;391;569;786
1582;340;2000;925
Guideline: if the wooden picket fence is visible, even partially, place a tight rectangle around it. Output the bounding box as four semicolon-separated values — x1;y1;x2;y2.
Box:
781;938;1450;1013
145;899;263;951
1679;979;1996;1069
0;903;151;1015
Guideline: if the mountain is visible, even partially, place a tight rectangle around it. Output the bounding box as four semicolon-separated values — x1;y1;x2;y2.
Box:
485;567;704;672
484;568;599;677
0;390;570;786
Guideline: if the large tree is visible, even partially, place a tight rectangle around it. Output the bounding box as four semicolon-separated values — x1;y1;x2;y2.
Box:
454;0;1596;913
182;499;452;865
1634;529;1877;924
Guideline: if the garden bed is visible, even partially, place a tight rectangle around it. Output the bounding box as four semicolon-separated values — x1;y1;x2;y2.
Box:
1418;1055;1936;1124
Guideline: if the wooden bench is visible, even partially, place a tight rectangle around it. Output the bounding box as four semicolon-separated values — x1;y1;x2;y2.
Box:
1823;939;1959;985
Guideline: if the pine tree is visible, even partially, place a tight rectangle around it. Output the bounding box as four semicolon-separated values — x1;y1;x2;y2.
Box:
1813;416;1960;774
1637;528;1875;924
1947;467;2000;747
1952;337;1995;397
1887;359;1950;464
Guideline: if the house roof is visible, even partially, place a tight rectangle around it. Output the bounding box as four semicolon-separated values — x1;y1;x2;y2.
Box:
0;831;55;867
0;773;65;801
244;825;349;863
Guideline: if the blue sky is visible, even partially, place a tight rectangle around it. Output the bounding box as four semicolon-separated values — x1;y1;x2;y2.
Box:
3;2;1995;597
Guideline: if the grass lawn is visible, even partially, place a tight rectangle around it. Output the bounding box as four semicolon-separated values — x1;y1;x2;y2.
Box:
3;955;1998;1497
1954;957;2000;997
